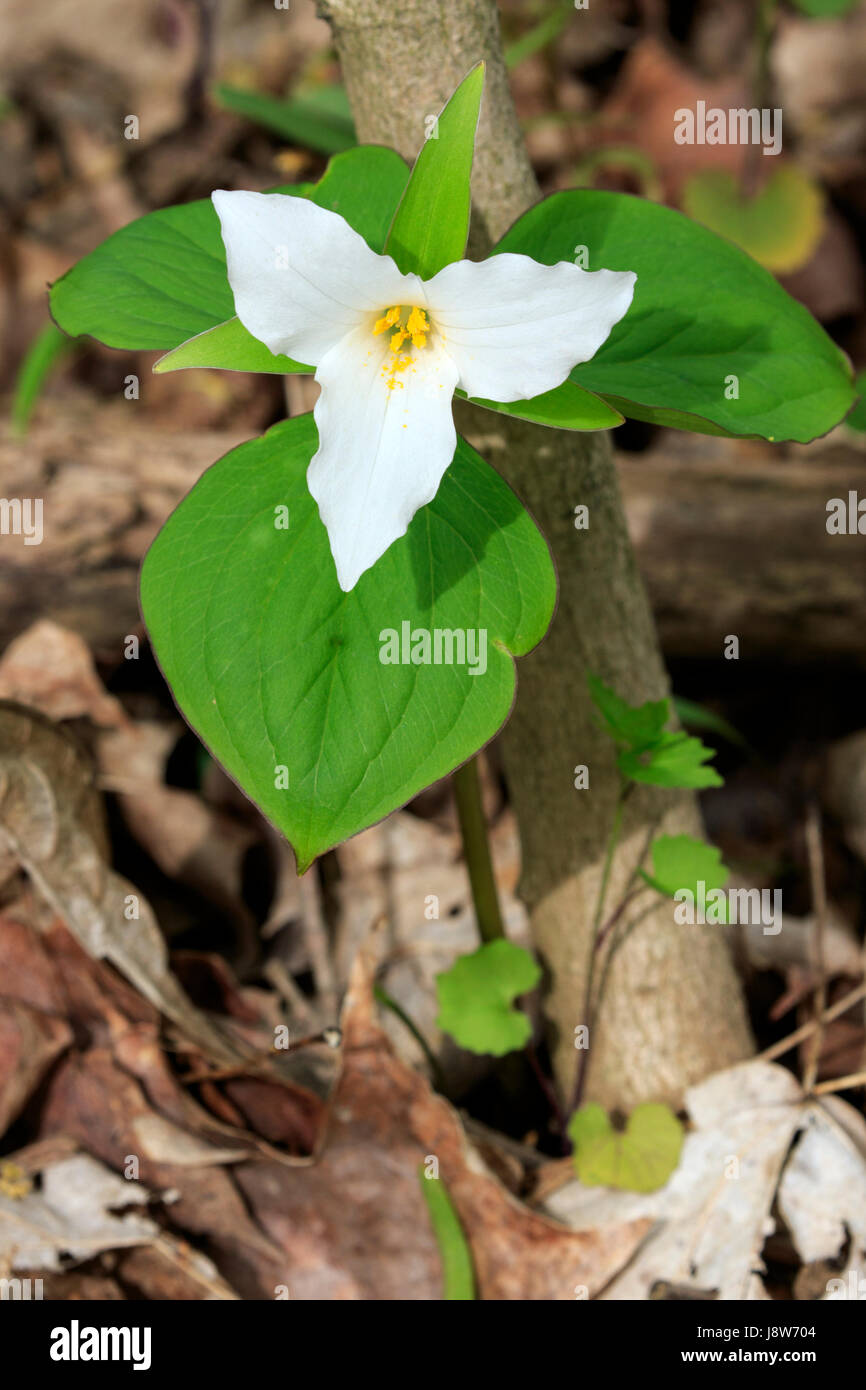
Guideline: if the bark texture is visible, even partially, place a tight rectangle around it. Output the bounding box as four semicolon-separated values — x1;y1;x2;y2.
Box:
325;1;753;1102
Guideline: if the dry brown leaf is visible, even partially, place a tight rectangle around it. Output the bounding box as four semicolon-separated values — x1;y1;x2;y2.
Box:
235;928;649;1300
0;620;127;728
0;703;244;1063
0;1152;155;1273
0;996;72;1134
599;37;750;198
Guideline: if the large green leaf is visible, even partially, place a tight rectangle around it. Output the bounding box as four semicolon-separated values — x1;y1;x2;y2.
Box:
464;384;622;430
847;370;866;434
385;63;483;280
154;318;311;376
49;146;409;351
141;415;555;871
493;189;855;442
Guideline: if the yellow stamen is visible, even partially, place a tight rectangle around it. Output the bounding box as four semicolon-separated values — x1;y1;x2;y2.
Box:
406;305;429;349
373;305;402;336
374;305;432;388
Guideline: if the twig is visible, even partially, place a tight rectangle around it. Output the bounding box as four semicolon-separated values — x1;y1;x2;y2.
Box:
757;981;866;1063
812;1070;866;1096
525;1040;569;1152
262;957;317;1029
594;884;649;956
803;802;828;1093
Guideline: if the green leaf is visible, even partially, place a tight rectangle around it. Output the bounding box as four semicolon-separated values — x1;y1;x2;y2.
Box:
618;731;723;789
307;145;407;251
154;317;311;375
640;833;729;906
214;82;356;154
50;194;247;351
846;370;866;434
435;940;540;1056
11;322;74;436
505;2;572;69
384;63;484;280
463;381;623;431
141;417;555;872
587;672;668;751
673;696;748;750
49;146;408;352
418;1168;475;1299
568;1102;684;1193
493;189;855;443
682;167;824;275
790;0;859;14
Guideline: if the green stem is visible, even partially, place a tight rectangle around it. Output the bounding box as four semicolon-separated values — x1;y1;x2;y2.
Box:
591;780;630;940
374;984;446;1091
571;780;630;1112
453;756;505;944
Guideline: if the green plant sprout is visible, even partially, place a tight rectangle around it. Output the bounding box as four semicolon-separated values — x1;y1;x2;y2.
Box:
48;66;853;1192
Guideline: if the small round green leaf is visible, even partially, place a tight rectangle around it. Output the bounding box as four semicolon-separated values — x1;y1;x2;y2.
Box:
640;833;729;903
682;167;824;274
568;1102;684;1193
435;941;541;1056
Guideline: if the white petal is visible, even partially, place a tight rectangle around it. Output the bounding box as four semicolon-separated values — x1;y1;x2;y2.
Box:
425;253;636;402
212;191;425;366
308;327;459;591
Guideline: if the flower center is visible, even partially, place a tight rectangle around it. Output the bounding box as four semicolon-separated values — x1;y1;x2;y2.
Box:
373;304;431;352
372;305;432;391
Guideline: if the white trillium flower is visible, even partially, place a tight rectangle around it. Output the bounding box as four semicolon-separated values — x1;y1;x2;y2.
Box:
213;190;637;592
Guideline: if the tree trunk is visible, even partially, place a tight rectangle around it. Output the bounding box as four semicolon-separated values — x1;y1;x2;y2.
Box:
318;0;753;1106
